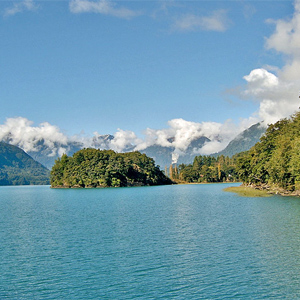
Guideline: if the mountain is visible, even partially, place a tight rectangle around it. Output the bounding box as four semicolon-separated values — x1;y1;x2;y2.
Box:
214;123;266;157
1;134;115;170
0;142;50;185
2;134;210;170
0;124;266;170
28;135;117;169
141;136;210;168
27;141;83;170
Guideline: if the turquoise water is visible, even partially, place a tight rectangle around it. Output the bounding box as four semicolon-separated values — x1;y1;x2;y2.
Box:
1;183;300;299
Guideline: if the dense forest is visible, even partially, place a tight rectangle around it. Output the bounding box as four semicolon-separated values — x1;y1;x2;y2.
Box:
169;154;239;183
0;142;50;185
236;111;300;193
50;149;173;188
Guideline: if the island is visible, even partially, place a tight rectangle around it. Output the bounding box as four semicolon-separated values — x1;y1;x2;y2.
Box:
50;149;173;188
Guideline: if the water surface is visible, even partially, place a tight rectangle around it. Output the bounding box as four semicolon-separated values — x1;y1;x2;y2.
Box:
1;183;300;299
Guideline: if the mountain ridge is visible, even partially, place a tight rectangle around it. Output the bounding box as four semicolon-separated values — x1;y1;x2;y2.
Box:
0;123;265;169
0;142;50;185
213;122;266;158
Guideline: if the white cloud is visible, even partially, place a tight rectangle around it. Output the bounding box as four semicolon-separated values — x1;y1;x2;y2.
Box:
135;118;247;158
240;0;300;125
0;117;69;155
4;0;38;17
242;68;297;124
199;140;225;155
172;9;230;32
69;0;141;19
110;129;142;152
243;68;279;92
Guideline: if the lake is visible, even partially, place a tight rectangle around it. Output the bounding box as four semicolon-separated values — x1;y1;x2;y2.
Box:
1;183;300;299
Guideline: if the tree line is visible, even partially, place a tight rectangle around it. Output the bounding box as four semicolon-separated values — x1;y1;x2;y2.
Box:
167;154;239;183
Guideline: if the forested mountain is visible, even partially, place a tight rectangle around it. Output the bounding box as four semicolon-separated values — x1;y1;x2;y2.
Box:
50;149;173;188
236;111;300;193
0;142;50;185
214;123;266;157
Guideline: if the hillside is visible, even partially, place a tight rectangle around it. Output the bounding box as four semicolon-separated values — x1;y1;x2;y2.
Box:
236;111;300;194
214;123;266;157
50;149;173;188
0;142;50;185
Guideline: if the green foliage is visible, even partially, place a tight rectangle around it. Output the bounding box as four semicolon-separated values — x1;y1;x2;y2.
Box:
236;111;300;191
50;149;173;188
177;154;239;183
0;142;50;185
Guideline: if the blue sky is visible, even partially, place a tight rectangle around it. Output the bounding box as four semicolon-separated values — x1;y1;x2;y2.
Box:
0;0;300;153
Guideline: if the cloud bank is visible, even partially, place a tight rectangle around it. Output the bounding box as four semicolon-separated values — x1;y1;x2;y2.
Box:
241;0;300;125
0;116;247;160
0;117;68;156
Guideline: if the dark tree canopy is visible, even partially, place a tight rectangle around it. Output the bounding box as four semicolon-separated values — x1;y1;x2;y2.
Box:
50;149;173;188
236;111;300;192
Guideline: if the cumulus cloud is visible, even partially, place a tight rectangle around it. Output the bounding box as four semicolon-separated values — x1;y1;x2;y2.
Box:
0;117;69;155
110;129;142;152
240;0;300;125
69;0;141;19
4;0;38;17
172;9;230;32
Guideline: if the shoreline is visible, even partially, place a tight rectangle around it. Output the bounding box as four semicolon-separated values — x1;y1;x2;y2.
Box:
223;185;272;197
224;184;300;197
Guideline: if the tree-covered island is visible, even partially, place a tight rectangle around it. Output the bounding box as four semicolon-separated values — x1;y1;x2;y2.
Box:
50;149;173;188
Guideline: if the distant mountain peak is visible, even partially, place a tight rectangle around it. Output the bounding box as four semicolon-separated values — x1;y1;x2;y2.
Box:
214;122;266;157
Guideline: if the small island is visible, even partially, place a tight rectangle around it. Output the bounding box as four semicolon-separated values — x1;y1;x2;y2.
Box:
50;149;173;188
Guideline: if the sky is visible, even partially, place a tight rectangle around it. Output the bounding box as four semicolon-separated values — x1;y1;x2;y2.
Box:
0;0;300;155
